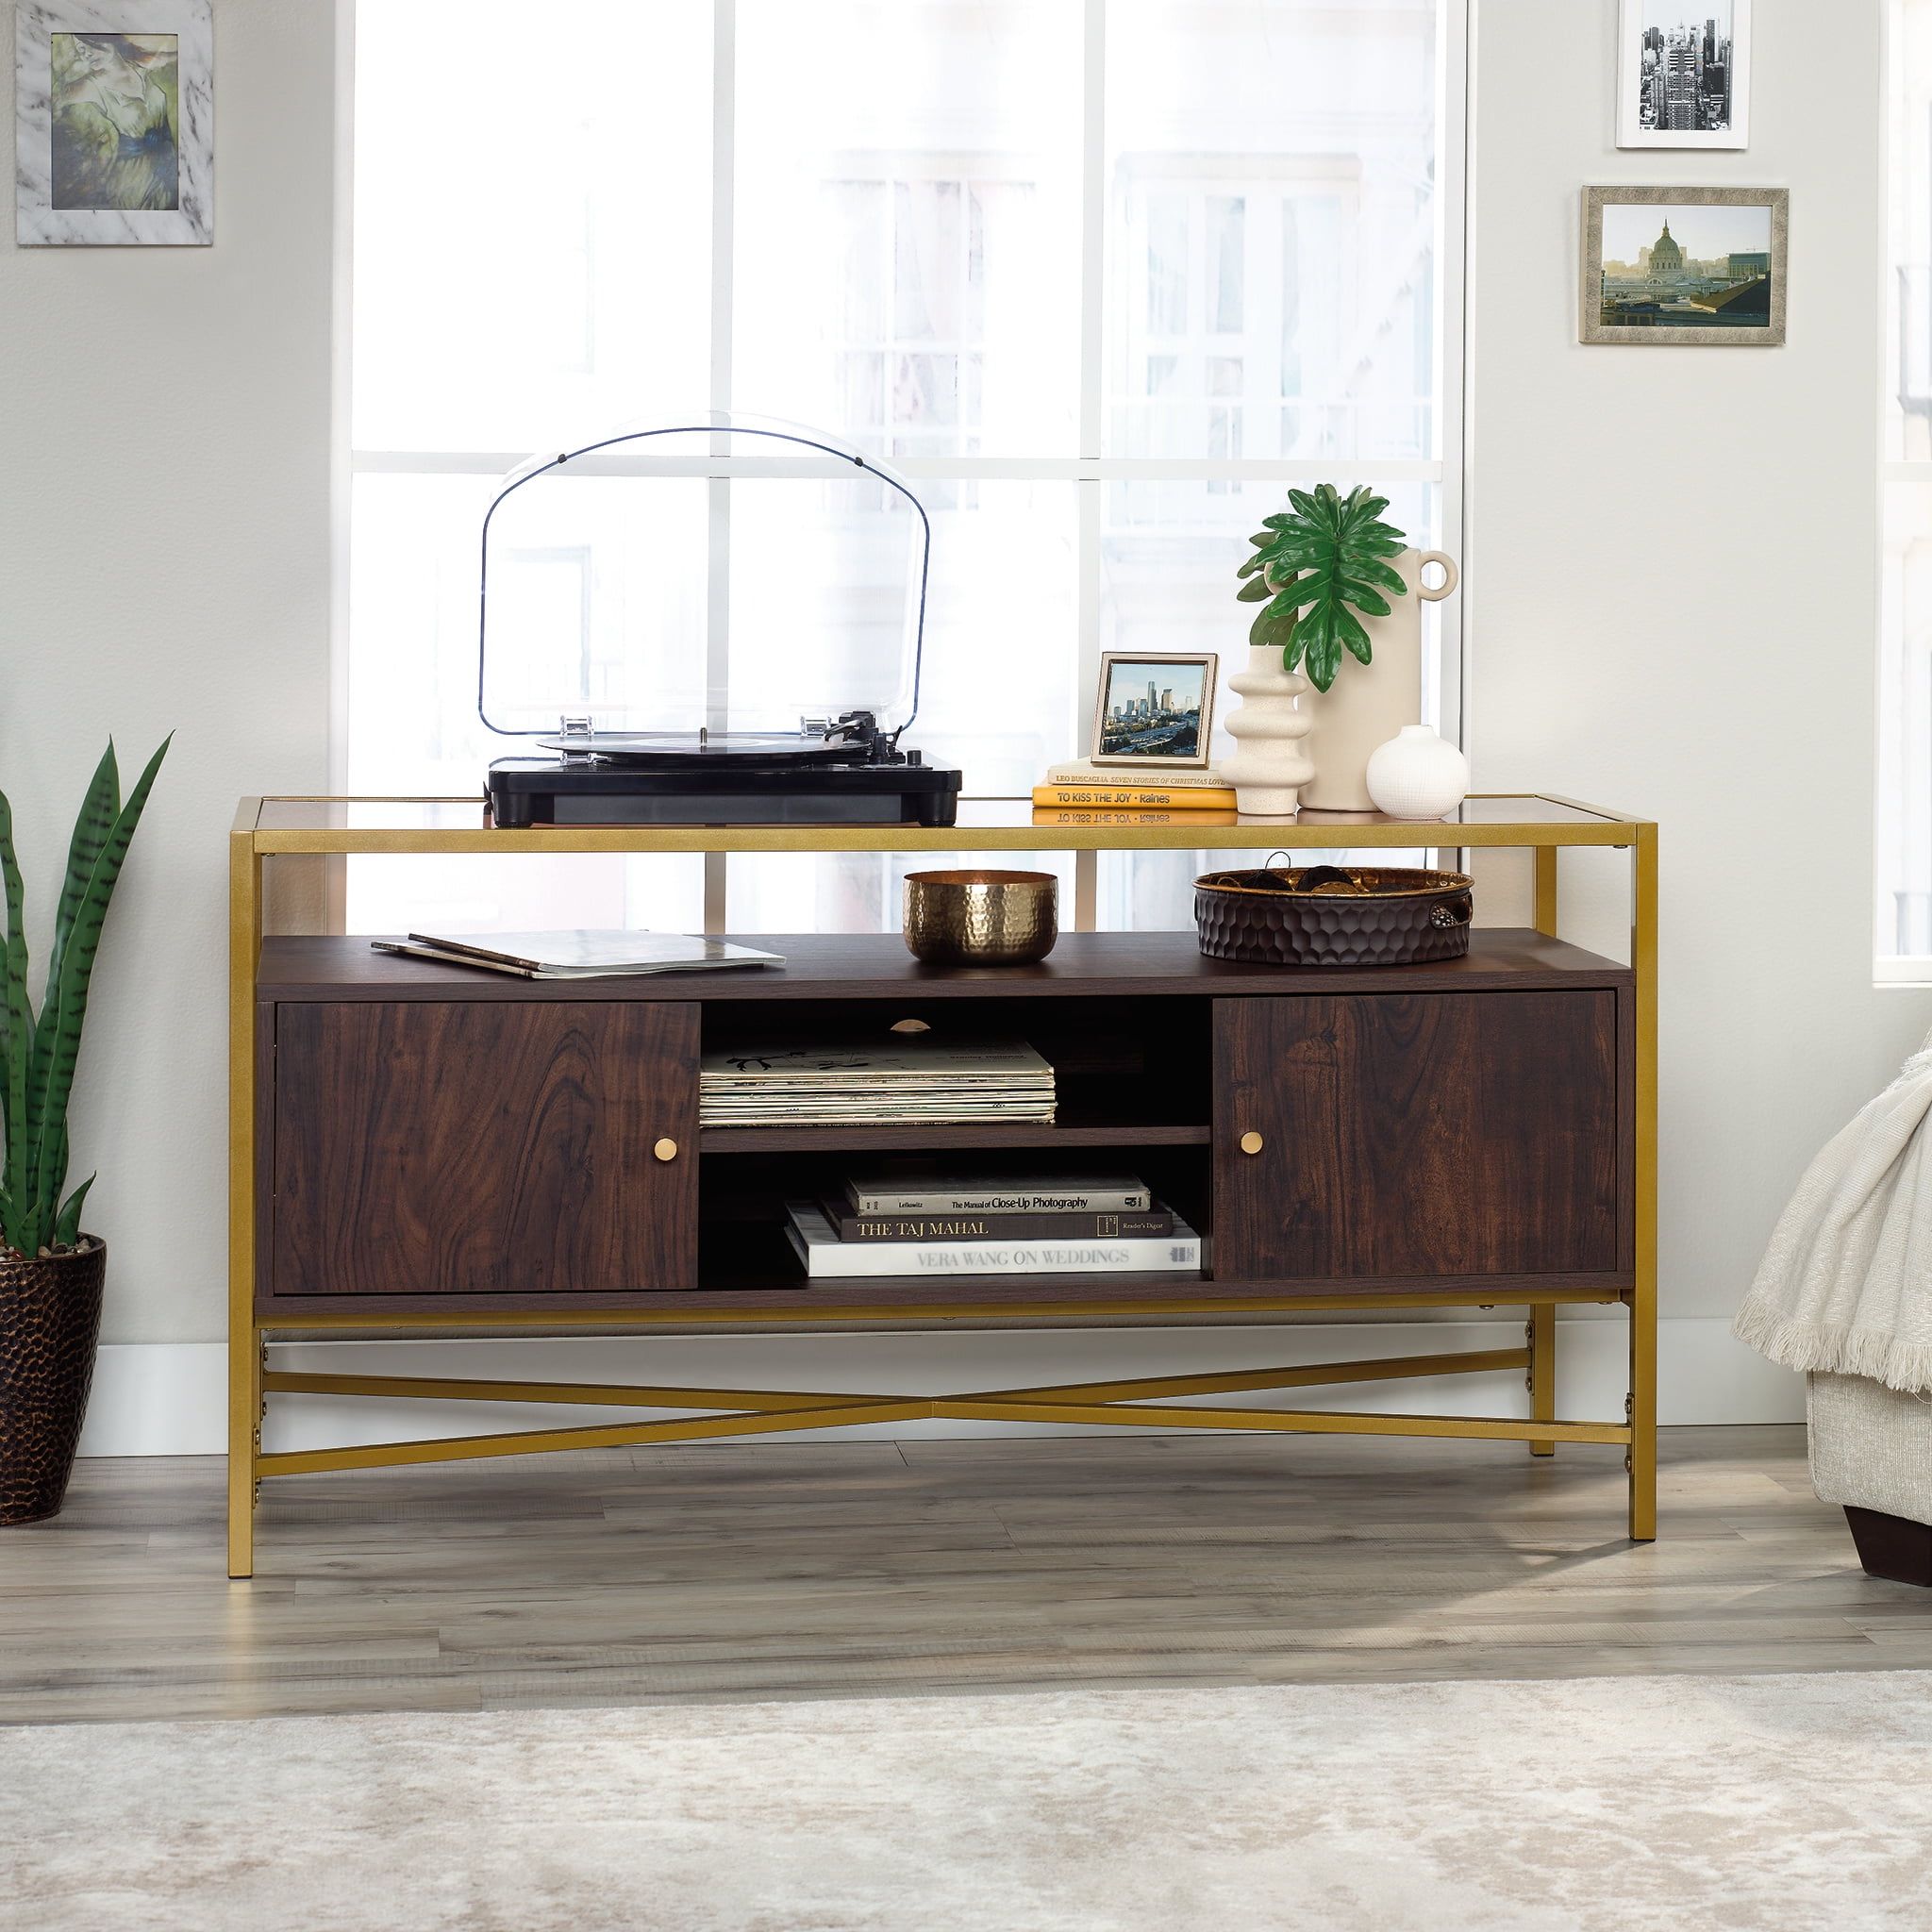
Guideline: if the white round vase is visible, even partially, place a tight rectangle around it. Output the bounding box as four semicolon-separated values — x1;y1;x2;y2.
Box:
1222;644;1315;816
1364;724;1470;820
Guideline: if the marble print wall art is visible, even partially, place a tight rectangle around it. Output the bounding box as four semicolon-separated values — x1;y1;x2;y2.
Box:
16;0;211;243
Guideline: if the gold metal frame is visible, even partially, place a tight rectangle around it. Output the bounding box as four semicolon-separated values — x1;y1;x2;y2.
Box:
228;793;1658;1576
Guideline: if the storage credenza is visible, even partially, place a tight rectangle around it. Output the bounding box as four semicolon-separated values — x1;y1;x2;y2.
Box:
228;795;1657;1577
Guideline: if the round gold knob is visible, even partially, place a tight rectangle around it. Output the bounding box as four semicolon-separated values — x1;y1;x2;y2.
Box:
1240;1130;1264;1156
654;1137;678;1163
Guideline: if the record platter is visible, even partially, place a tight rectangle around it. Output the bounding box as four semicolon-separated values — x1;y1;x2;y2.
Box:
476;414;964;830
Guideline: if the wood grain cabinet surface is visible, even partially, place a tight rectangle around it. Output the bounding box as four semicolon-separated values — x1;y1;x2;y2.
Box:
252;939;1633;1315
1211;990;1626;1289
268;1001;698;1299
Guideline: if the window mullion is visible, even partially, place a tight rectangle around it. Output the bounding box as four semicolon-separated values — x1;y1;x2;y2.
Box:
1074;0;1107;929
1079;0;1107;462
705;0;737;931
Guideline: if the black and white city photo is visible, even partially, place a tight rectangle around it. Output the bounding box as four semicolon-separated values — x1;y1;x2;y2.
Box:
1091;653;1216;767
1617;0;1750;149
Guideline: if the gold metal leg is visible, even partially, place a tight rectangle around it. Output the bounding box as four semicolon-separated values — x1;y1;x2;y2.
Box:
1525;844;1562;1460
227;817;261;1578
1527;1307;1557;1457
1628;822;1658;1541
1533;844;1558;939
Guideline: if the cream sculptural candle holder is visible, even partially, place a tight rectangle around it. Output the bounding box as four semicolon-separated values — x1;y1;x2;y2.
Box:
1221;644;1315;816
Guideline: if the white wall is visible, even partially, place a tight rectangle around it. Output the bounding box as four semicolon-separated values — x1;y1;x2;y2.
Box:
1467;0;1925;1343
0;0;335;1345
8;0;1898;1445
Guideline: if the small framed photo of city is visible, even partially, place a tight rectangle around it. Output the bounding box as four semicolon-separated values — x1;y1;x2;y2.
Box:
1617;0;1749;149
1091;653;1217;768
1581;186;1787;346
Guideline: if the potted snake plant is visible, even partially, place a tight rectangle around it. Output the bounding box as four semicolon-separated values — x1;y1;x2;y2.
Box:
1;737;167;1524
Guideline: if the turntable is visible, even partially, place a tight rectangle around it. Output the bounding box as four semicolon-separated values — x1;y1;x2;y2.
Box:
478;414;963;829
487;710;961;829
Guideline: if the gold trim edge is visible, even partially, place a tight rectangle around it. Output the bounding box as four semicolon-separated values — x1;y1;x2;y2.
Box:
247;793;1650;856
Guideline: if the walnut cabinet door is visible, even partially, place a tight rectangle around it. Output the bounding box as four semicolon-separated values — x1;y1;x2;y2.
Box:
1211;991;1627;1289
269;1000;699;1299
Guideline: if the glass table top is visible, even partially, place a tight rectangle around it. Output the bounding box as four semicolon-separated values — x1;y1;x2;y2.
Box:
244;794;1644;853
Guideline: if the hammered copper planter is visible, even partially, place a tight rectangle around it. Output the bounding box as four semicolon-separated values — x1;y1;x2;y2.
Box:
0;1238;106;1525
903;870;1058;966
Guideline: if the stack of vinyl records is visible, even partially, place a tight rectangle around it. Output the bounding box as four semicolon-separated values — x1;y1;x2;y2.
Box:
699;1036;1056;1127
784;1171;1201;1278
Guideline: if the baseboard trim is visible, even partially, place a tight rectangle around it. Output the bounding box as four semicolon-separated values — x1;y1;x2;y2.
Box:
75;1316;1803;1457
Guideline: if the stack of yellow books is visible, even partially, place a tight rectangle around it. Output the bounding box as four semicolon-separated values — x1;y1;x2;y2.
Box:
1030;761;1238;824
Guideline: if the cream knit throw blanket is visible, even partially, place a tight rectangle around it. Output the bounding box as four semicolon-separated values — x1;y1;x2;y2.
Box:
1734;1032;1932;1393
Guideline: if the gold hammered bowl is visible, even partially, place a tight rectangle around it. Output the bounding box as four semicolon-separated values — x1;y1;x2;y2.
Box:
903;869;1059;966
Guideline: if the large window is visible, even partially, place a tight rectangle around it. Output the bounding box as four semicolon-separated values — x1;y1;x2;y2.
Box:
345;0;1460;936
1884;0;1932;971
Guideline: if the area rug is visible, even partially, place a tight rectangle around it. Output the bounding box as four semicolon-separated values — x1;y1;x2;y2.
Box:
6;1671;1931;1931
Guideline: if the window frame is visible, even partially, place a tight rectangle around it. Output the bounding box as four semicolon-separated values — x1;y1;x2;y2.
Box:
1880;0;1932;980
334;0;1469;926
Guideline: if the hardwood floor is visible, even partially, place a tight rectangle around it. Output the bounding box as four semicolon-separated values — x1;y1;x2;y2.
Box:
1;1426;1924;1726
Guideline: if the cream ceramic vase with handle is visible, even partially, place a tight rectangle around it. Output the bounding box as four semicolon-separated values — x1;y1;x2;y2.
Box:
1296;547;1458;812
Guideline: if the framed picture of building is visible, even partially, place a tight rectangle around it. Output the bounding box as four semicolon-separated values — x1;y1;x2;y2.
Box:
14;0;213;244
1617;0;1750;150
1090;653;1217;768
1581;186;1787;346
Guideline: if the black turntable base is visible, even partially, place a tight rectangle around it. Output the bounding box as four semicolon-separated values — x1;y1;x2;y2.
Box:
485;718;962;828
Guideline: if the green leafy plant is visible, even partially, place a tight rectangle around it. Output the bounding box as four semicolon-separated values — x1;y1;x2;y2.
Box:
1236;484;1409;692
1;738;169;1258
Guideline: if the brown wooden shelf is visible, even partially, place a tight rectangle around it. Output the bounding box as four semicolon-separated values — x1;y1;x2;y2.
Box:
700;1120;1211;1152
255;1274;1632;1326
256;928;1634;1004
257;1210;1628;1323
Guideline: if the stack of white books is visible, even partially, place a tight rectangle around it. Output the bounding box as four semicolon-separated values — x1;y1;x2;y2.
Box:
784;1180;1200;1278
699;1037;1056;1127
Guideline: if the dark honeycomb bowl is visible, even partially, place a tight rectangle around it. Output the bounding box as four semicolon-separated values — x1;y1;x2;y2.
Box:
1193;866;1474;968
